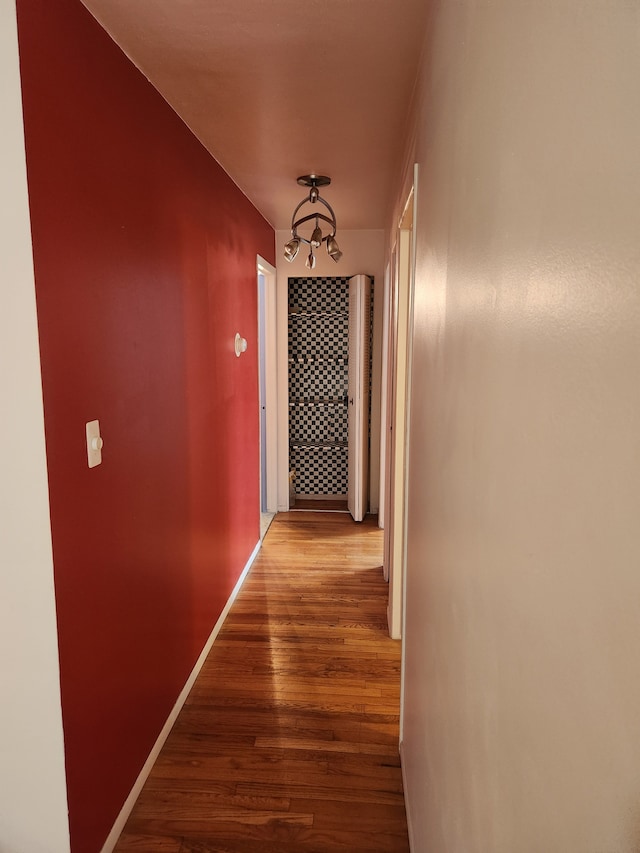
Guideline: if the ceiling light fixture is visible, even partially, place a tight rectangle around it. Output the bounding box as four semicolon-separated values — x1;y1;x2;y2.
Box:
283;175;342;269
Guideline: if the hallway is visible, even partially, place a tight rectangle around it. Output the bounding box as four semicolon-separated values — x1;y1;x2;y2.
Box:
114;512;408;852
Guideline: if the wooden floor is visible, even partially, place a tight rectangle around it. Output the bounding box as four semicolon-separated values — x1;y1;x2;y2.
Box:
115;511;408;853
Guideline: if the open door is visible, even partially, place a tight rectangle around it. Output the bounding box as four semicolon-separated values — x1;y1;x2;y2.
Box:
347;274;371;522
257;256;278;516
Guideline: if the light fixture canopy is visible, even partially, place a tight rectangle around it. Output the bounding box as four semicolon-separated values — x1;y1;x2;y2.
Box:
283;174;342;267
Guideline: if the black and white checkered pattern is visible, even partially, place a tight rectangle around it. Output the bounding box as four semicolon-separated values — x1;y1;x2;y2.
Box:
288;277;350;497
290;445;348;496
288;276;349;314
289;401;348;444
287;276;374;499
288;314;348;359
288;359;348;402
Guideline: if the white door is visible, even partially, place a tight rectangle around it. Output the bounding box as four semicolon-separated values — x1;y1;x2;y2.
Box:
257;257;278;514
384;177;416;640
347;274;371;522
258;272;268;511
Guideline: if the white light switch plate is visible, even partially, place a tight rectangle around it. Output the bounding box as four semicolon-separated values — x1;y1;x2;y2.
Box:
86;419;103;468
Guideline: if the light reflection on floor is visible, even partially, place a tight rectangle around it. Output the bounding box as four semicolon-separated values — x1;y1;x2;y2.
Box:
260;511;276;539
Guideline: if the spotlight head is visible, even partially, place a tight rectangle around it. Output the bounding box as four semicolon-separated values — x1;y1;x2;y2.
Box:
326;235;342;262
305;251;316;270
310;223;323;248
284;237;300;262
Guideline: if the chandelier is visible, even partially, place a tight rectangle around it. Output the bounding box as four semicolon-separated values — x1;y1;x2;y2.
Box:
283;175;342;269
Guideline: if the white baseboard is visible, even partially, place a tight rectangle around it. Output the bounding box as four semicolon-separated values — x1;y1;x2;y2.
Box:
399;739;415;852
100;539;261;852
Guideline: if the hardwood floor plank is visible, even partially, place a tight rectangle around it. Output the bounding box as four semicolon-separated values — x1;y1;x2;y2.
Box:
253;736;400;756
235;780;406;808
114;833;183;851
114;512;408;852
130;791;292;820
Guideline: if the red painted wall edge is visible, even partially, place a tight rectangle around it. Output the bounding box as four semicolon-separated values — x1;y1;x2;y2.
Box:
16;0;275;849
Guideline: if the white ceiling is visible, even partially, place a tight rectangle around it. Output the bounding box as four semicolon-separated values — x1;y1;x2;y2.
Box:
80;0;429;231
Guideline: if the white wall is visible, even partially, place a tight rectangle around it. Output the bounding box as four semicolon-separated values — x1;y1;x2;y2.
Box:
0;4;70;850
398;1;640;851
276;229;385;512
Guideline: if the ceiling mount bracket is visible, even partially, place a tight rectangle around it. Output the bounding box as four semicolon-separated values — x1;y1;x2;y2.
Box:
297;174;331;189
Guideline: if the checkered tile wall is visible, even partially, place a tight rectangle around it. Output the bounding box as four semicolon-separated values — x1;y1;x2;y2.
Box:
288;277;351;497
288;314;348;359
290;445;349;496
288;359;349;402
288;277;349;314
288;276;374;499
289;401;348;444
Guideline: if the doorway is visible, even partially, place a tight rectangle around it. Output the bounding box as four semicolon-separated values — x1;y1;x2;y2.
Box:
286;274;373;520
287;275;350;510
381;170;417;639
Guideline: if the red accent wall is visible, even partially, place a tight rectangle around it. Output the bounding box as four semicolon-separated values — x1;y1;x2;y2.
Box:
16;1;274;850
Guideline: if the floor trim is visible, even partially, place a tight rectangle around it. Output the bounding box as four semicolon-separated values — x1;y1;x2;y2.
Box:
100;539;262;853
400;739;415;851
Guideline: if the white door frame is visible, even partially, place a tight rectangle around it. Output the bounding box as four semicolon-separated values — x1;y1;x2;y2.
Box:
385;231;410;637
384;168;417;640
378;261;391;531
382;249;398;584
399;164;419;742
347;274;371;522
257;256;278;513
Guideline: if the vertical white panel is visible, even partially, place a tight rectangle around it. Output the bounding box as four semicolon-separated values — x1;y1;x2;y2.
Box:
257;257;279;513
276;267;291;510
347;275;371;521
0;4;70;851
258;272;268;509
347;280;360;518
386;231;411;639
400;2;640;852
377;263;391;529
